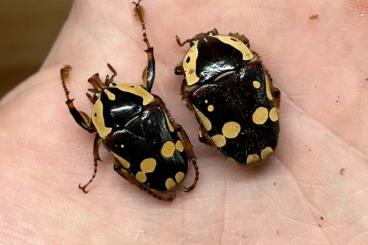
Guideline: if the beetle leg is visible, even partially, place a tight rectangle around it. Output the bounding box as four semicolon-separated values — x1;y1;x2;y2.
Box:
60;65;96;133
174;62;184;75
175;35;194;47
133;0;155;92
79;134;102;193
198;126;213;145
175;124;199;193
105;63;117;86
114;159;176;201
265;69;281;108
228;32;250;46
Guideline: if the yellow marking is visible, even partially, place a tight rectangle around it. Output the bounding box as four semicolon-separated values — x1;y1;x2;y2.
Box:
183;40;200;86
261;147;273;159
175;140;184;152
104;90;116;101
165;178;176;190
253;80;261;89
222;121;241;139
246;154;260;165
92;99;112;139
111;152;130;169
161;141;176;158
269;107;279;122
252;107;269;125
193;106;212;131
115;84;154;105
140;158;156;173
214;35;254;61
175;172;185;183
164;112;175;133
135;171;147;183
265;74;273;101
211;134;226;148
207;105;214;112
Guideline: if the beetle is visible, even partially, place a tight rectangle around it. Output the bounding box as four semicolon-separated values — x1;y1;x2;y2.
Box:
60;0;198;201
175;29;280;165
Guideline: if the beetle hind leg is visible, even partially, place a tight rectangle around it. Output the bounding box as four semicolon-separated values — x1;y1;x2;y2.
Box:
60;65;96;133
228;32;250;46
114;159;176;201
79;134;102;193
175;124;199;193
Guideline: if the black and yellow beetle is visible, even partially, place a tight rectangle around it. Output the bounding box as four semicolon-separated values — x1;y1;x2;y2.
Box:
175;29;280;165
60;1;198;201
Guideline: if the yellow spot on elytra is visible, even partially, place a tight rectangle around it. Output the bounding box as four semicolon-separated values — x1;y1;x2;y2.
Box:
164;112;175;133
222;121;241;139
269;107;279;122
111;152;130;169
246;154;260;165
261;147;273;159
207;105;214;112
140;158;156;173
183;41;200;86
265;74;273;101
135;171;147;183
165;178;176;190
193;106;212;131
252;107;269;125
175;172;185;183
104;90;116;101
115;84;154;105
92;99;112;139
175;140;184;152
253;80;261;89
161;141;176;158
211;134;226;148
214;35;254;61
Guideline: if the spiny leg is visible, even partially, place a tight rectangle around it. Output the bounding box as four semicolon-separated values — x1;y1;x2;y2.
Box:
114;159;176;201
176;124;199;192
176;28;219;47
154;96;199;193
79;134;102;193
228;32;250;46
265;69;281;108
105;63;117;87
60;65;96;133
133;0;155;92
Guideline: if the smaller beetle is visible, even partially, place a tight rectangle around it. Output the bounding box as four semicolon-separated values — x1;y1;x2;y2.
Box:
60;1;198;201
175;29;280;165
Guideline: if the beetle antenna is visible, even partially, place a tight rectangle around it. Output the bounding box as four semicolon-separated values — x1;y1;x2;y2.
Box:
60;65;73;102
132;0;151;50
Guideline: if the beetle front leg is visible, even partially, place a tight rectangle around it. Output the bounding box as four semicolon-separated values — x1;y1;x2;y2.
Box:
133;0;155;92
79;134;102;193
60;65;96;133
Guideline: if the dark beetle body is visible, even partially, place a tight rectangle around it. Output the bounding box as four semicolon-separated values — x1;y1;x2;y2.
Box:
176;31;280;165
95;85;188;192
60;1;198;201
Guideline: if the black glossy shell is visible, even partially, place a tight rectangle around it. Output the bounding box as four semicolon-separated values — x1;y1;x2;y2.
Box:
181;34;280;165
92;85;188;191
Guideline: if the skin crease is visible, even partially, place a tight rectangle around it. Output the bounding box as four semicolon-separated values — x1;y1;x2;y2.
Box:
0;0;368;244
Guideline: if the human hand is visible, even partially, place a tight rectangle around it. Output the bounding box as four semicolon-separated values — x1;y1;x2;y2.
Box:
1;0;367;244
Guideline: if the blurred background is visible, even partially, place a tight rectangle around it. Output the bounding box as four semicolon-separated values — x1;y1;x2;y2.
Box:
0;0;73;98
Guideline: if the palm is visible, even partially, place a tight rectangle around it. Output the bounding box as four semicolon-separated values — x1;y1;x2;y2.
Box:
1;0;367;244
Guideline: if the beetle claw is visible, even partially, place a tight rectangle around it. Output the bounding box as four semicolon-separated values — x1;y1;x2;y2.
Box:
78;183;89;194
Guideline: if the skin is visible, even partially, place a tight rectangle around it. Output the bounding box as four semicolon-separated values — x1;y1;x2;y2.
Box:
0;0;367;244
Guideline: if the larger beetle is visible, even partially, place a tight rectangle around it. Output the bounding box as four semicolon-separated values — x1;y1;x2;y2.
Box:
60;1;198;201
175;29;280;165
